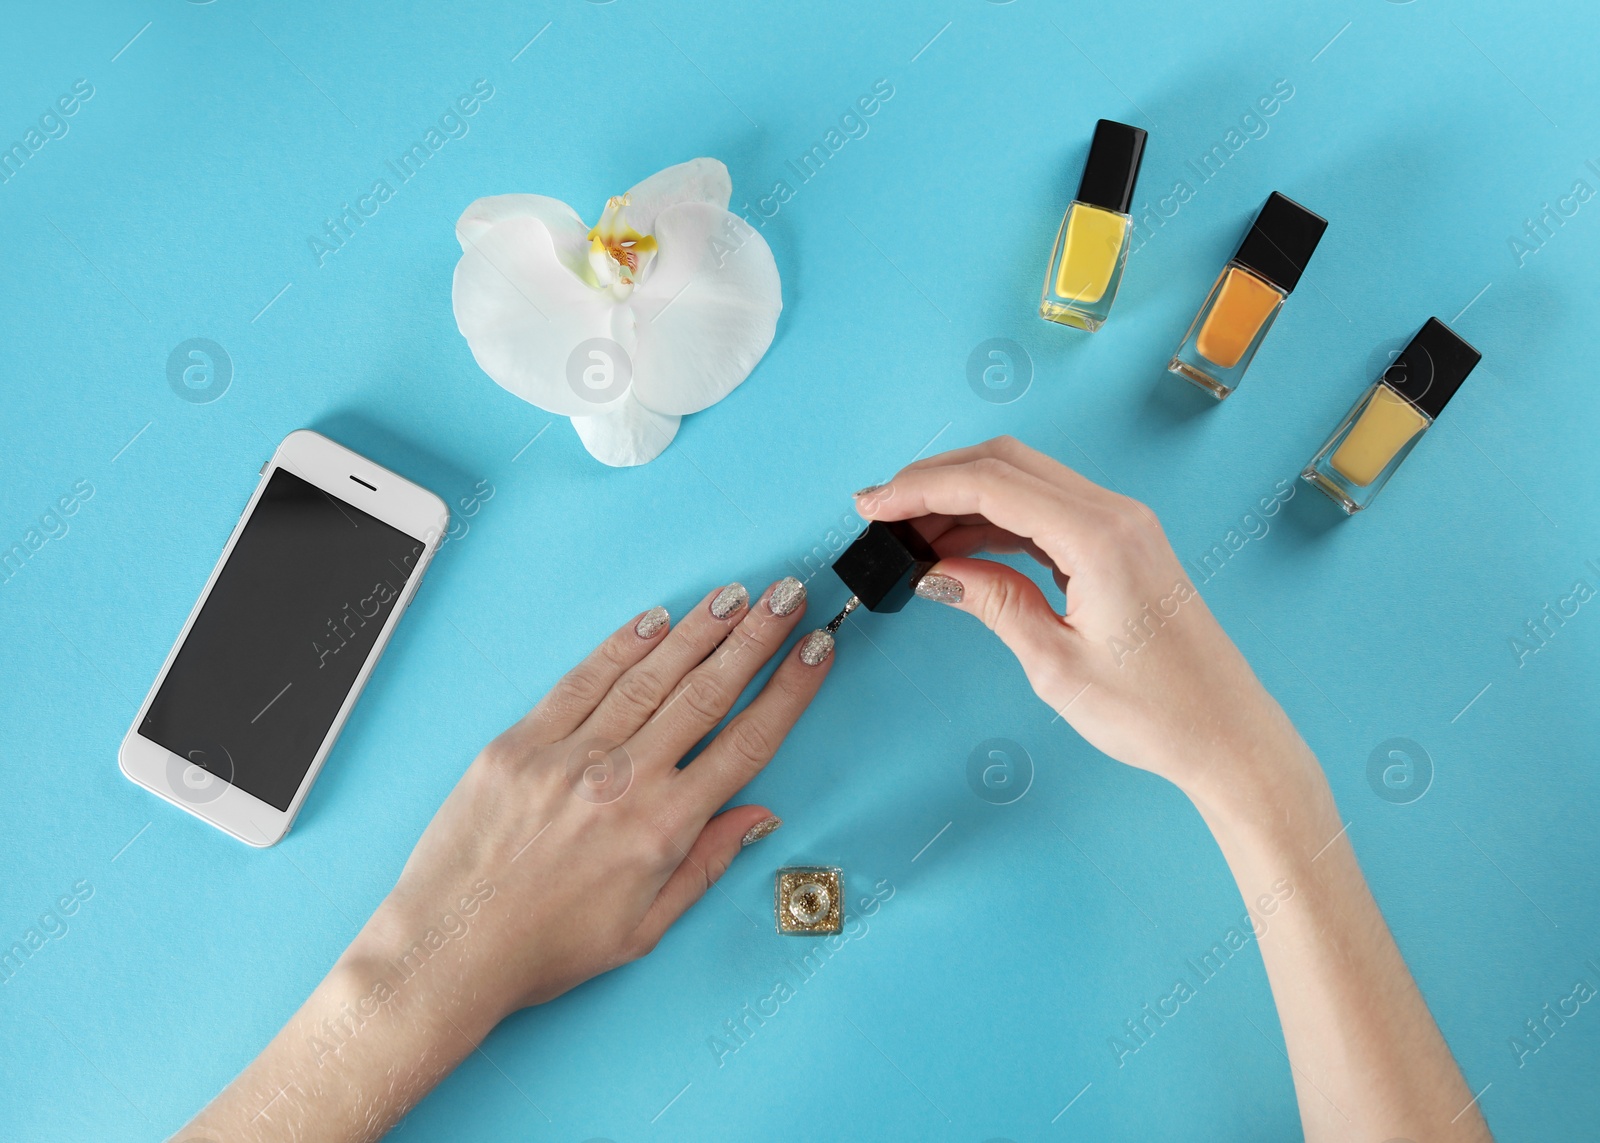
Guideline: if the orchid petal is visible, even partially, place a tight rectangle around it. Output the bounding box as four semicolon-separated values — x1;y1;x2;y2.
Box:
455;194;593;283
621;158;733;236
452;215;627;417
570;391;681;467
628;202;781;416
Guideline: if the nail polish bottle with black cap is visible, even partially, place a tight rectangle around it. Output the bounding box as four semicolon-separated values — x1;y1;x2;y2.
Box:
1302;318;1482;514
827;521;939;628
1169;192;1329;399
1040;118;1148;332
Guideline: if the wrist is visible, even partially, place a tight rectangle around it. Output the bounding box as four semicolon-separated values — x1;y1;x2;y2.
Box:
1180;717;1342;871
182;919;493;1142
340;896;508;1043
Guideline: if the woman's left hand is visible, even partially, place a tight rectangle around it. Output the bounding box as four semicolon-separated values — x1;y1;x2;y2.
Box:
367;577;827;1019
181;576;829;1142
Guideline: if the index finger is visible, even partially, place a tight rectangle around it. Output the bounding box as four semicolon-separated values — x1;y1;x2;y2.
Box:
894;436;1101;497
882;436;1164;536
857;456;1096;577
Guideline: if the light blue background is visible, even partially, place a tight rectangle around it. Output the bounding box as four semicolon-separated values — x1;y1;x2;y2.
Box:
2;1;1597;1139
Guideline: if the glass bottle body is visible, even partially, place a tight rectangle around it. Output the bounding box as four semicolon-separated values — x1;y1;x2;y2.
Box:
1168;263;1286;398
1039;201;1132;331
1302;381;1432;513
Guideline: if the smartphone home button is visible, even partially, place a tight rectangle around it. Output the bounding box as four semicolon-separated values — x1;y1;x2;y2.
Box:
165;743;236;806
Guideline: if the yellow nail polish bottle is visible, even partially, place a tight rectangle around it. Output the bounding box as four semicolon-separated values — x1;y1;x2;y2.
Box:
1302;318;1482;513
1039;119;1147;332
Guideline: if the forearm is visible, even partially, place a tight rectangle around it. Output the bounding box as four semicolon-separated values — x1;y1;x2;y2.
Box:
178;909;498;1143
1187;719;1492;1142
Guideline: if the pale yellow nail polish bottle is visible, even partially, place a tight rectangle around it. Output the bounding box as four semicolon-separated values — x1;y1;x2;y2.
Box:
1302;318;1482;513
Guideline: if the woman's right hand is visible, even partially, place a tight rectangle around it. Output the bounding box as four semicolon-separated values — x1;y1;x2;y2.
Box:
857;437;1303;801
861;438;1496;1143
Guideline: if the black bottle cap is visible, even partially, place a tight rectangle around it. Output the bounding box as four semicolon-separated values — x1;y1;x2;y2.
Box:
1074;119;1147;215
1232;192;1328;294
832;520;939;613
1381;318;1481;420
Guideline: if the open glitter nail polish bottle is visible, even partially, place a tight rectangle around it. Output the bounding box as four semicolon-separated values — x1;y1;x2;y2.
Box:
776;867;843;935
823;520;939;631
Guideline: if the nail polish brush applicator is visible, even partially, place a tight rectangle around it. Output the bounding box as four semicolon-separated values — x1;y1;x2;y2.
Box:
824;520;940;630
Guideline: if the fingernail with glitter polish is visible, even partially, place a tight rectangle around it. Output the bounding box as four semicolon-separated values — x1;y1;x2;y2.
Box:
854;483;886;498
915;573;964;604
741;816;782;847
710;582;749;619
798;629;834;666
635;606;669;639
767;576;805;617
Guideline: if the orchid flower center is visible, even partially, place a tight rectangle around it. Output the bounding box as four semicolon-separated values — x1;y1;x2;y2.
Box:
587;194;658;299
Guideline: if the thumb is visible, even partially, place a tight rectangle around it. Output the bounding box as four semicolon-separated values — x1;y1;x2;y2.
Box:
632;806;780;953
915;557;1078;688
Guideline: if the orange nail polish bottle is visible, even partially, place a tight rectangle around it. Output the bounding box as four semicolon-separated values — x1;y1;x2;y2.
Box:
1169;192;1328;400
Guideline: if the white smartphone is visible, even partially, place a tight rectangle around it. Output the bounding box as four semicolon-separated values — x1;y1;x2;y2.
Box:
119;430;449;846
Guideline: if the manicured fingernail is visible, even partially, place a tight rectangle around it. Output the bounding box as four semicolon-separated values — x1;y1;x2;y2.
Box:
741;816;783;847
915;573;964;604
635;606;669;639
798;629;834;666
710;583;749;619
768;576;805;617
854;483;886;497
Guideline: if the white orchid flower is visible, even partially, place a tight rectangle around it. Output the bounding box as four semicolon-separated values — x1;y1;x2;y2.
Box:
451;158;782;466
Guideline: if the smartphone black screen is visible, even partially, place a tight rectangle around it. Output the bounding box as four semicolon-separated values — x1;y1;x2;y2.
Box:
141;468;425;811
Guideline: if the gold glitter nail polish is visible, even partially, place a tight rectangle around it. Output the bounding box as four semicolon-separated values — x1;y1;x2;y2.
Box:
767;576;806;617
914;573;963;604
798;629;834;666
635;606;669;639
741;816;782;847
775;866;842;934
710;582;749;619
